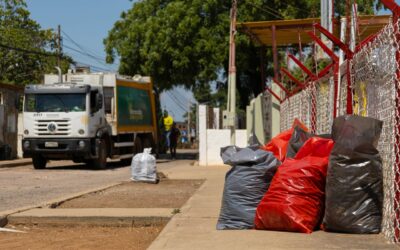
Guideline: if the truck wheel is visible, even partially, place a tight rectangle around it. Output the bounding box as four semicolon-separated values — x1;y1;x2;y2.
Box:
93;139;107;170
32;156;47;169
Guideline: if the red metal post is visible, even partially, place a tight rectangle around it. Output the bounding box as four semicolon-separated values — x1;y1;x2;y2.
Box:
314;23;353;57
264;86;283;103
380;0;400;15
273;78;291;96
288;54;316;79
280;68;305;89
317;62;335;78
306;30;340;117
355;33;379;53
306;31;339;62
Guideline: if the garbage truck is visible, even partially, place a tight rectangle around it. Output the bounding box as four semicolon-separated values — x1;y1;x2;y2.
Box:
22;70;158;169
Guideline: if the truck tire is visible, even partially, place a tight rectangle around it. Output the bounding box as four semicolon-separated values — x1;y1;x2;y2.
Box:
32;156;47;169
93;139;107;170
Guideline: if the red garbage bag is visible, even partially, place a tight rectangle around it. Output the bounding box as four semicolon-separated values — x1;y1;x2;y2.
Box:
254;137;334;233
260;119;308;162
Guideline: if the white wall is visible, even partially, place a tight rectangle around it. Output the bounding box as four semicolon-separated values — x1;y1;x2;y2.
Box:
205;129;247;166
199;105;208;166
199;104;247;166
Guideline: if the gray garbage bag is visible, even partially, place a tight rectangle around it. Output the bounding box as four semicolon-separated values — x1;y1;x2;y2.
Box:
216;146;280;230
322;115;383;233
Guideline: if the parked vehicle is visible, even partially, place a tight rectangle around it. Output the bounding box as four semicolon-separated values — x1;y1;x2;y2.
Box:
22;71;158;169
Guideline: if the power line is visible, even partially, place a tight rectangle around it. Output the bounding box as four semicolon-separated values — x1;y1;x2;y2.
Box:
63;44;113;69
165;92;187;112
244;2;283;19
61;30;115;70
169;91;188;108
62;30;108;61
175;88;196;105
72;60;115;72
0;42;67;59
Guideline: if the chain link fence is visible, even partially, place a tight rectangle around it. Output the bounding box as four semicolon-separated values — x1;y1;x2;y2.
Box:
351;19;398;242
277;15;400;243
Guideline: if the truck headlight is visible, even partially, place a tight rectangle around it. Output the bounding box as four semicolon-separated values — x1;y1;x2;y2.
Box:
78;140;85;148
23;141;30;149
78;129;85;135
24;129;29;135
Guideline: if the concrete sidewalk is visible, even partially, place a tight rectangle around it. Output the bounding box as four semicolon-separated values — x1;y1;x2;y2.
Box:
149;164;397;250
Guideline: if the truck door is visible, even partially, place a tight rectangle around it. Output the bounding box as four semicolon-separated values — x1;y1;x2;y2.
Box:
89;90;104;136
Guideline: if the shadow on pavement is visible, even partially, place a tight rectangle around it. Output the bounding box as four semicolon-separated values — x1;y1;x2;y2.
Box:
44;161;128;171
158;150;198;161
43;150;198;171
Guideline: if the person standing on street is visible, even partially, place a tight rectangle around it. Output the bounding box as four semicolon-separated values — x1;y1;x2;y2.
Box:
169;122;180;159
163;110;174;151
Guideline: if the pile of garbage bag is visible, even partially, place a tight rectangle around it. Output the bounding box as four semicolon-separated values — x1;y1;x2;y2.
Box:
217;115;383;234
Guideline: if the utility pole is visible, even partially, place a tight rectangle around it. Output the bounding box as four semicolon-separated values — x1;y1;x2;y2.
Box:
188;102;191;145
226;0;237;145
57;25;61;69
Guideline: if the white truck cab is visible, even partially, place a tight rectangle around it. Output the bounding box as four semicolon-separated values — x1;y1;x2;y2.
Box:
22;71;158;169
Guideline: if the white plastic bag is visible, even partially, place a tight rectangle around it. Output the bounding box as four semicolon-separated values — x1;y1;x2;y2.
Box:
131;148;157;183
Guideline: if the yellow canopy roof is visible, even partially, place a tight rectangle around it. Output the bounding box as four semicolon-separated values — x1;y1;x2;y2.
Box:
238;15;390;47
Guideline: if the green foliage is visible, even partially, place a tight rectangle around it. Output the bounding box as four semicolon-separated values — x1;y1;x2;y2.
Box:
0;0;71;85
104;0;378;109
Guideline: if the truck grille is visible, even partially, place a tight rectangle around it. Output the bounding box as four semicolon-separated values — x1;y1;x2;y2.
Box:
34;119;71;136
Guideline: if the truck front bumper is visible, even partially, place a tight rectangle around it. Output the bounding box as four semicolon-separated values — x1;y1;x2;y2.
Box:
22;138;94;160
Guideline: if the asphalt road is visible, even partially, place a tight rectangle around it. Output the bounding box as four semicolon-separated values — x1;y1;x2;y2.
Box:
0;151;197;213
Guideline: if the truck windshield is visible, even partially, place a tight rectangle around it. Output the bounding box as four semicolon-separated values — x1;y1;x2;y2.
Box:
25;93;86;112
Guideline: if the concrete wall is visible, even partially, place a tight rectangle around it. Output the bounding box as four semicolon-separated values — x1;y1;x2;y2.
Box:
204;129;247;166
199;104;247;166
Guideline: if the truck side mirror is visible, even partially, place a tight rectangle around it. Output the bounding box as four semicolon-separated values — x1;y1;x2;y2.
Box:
96;93;103;110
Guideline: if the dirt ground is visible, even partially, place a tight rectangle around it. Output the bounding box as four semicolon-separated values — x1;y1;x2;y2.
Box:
58;179;204;208
0;224;164;250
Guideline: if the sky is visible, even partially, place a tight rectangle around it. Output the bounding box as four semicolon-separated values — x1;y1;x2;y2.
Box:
24;0;400;121
26;0;195;122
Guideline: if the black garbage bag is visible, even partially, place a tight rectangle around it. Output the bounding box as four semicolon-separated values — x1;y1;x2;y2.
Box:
322;115;383;233
286;125;313;159
216;146;280;230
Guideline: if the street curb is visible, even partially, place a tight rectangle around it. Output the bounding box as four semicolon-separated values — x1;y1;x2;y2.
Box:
8;208;173;227
0;215;7;227
0;160;32;169
8;215;170;227
0;181;124;225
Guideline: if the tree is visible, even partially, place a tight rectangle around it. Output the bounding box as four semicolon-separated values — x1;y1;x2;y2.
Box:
104;0;379;109
0;0;71;85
